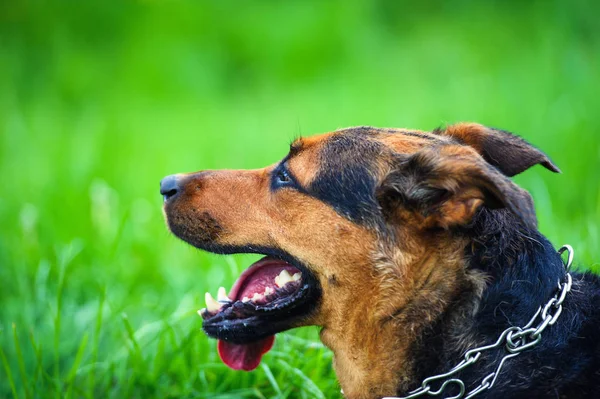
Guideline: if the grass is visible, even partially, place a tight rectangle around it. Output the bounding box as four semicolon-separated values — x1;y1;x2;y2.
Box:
0;0;599;398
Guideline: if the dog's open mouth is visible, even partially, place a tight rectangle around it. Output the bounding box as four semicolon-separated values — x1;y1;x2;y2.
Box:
198;256;319;371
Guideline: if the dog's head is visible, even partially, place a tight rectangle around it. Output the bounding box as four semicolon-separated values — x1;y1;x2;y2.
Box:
161;123;558;376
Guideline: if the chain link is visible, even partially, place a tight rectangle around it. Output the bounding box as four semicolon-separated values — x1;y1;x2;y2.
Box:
382;245;574;399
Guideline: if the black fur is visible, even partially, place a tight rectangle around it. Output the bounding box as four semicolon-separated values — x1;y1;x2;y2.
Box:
406;208;600;398
308;132;384;226
303;128;443;227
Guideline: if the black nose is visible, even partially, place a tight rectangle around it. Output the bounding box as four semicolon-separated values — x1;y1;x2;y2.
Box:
160;174;180;201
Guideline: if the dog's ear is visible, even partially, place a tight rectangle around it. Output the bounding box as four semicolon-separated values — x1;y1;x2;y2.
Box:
433;123;560;177
377;145;538;229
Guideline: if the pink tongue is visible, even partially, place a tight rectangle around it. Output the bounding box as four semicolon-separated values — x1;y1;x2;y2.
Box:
217;336;275;371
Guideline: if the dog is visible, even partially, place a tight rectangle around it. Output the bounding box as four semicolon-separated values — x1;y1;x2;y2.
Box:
160;123;600;398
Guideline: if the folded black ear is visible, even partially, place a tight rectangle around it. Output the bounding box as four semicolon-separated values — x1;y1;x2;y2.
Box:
377;145;539;230
433;123;560;177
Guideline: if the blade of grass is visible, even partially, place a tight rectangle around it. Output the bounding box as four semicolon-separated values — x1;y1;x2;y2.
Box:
29;331;59;397
197;370;209;391
12;324;32;399
87;285;105;393
25;331;61;397
27;330;46;398
0;342;19;399
260;363;282;397
121;313;144;369
53;240;83;398
152;330;166;379
200;388;263;398
53;287;61;398
65;332;88;399
276;359;325;399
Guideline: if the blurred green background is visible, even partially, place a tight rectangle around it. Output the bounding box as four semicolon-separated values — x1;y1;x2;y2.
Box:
1;0;599;398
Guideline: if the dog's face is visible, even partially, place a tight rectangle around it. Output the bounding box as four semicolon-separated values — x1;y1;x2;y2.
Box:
161;123;558;384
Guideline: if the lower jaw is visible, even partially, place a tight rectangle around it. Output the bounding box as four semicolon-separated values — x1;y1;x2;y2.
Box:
202;293;319;371
199;255;321;370
202;280;319;343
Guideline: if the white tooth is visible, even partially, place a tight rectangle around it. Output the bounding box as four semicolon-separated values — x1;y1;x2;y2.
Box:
242;296;250;303
217;287;230;302
205;292;222;313
275;270;293;287
197;308;206;317
252;292;263;301
264;287;274;296
292;272;301;281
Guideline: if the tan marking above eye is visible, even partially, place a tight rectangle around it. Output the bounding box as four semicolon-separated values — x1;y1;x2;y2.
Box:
285;133;333;187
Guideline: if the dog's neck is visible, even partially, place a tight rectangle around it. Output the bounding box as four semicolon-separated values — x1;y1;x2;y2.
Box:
320;233;479;398
323;209;565;399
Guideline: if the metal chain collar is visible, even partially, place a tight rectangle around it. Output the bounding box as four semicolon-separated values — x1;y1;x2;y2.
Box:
381;245;575;399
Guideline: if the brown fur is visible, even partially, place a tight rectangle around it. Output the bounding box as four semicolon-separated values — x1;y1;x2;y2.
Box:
163;123;560;398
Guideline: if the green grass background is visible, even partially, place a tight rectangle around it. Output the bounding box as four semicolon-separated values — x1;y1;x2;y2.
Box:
1;1;599;398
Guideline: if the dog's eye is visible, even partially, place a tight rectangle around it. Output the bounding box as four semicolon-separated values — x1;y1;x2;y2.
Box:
276;169;291;184
272;166;295;190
